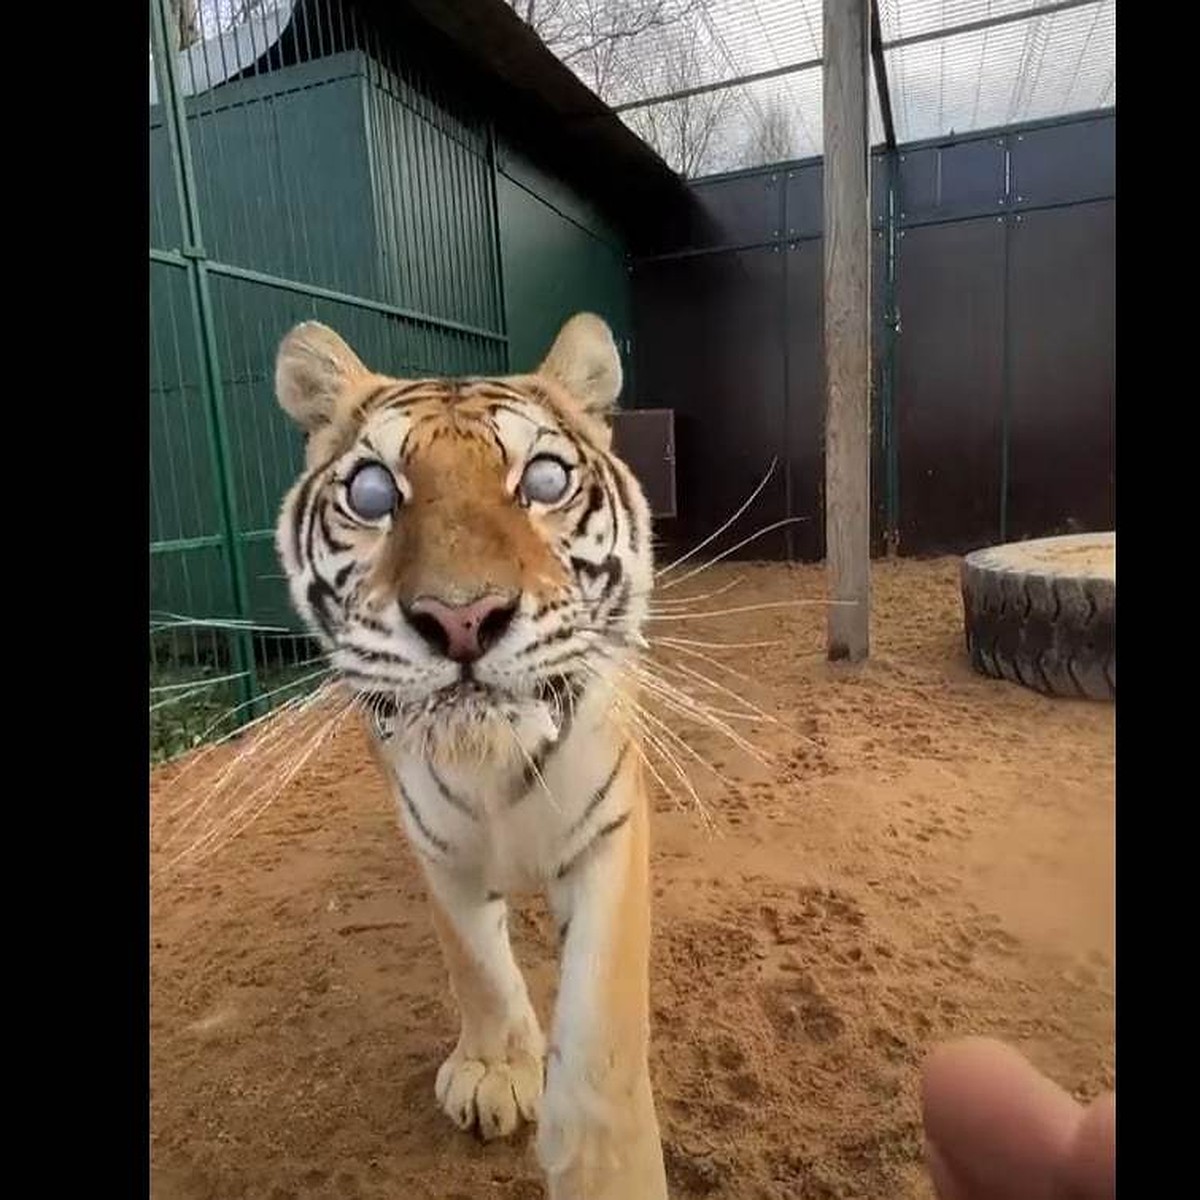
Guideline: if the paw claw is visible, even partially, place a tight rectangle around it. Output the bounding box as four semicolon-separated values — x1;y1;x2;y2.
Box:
436;1049;544;1141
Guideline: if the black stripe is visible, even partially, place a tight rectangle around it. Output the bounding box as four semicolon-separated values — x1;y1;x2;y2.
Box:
487;401;539;424
354;382;404;414
573;483;606;541
568;743;630;838
590;459;618;552
595;459;623;556
474;384;531;403
558;919;570;941
365;381;446;413
305;493;326;568
571;554;624;603
427;763;477;820
334;562;356;589
318;503;354;555
607;459;638;552
604;576;632;624
378;393;438;414
473;381;526;396
510;677;585;804
288;480;316;568
516;625;577;658
531;647;588;674
289;458;333;566
486;891;503;903
555;810;632;880
398;781;450;855
339;667;410;688
348;645;412;666
486;423;508;465
392;379;439;398
305;572;339;641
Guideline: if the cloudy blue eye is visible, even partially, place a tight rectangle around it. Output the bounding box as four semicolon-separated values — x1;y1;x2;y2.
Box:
520;455;571;505
347;462;398;520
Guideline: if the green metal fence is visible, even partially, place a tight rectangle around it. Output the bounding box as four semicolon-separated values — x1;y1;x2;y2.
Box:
148;0;633;761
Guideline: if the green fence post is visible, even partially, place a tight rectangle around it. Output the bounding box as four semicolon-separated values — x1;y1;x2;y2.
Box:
149;0;260;716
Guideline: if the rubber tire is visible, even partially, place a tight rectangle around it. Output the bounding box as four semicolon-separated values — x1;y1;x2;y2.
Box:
960;534;1115;701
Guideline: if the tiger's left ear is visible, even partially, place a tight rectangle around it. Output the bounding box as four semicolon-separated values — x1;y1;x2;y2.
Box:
275;321;369;434
537;313;623;427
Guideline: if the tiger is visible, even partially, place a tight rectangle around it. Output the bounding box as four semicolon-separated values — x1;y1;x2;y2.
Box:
273;313;669;1199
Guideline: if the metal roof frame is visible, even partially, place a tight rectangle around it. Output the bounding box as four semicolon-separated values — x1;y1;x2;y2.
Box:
611;0;1104;121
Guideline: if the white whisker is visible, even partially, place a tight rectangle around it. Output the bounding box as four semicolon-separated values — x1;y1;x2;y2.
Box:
149;669;251;695
656;517;809;592
155;692;357;876
648;599;853;623
656;635;783;650
655;459;777;579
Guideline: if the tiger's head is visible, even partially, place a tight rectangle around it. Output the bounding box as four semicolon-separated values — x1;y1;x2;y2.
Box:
273;313;652;761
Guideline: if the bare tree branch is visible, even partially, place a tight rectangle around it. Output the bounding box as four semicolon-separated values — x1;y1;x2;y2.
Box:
556;0;709;67
739;99;797;169
620;20;732;177
506;0;730;177
507;0;712;98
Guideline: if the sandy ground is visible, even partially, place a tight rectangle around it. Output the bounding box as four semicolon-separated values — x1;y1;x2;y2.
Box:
149;559;1115;1200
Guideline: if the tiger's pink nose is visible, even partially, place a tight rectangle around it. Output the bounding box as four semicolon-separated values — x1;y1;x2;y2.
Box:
405;593;518;663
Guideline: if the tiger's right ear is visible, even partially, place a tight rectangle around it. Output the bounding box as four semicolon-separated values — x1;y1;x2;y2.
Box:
275;321;368;433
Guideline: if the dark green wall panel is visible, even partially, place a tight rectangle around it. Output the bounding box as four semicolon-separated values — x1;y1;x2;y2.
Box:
497;170;631;376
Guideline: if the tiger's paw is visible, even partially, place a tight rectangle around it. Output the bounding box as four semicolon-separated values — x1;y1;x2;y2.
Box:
435;1046;544;1140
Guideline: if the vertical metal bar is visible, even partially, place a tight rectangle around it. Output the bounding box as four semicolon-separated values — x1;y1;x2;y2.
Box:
780;172;795;562
440;132;469;330
459;133;484;331
151;3;201;256
415;109;450;321
396;78;436;324
149;0;259;714
868;0;897;150
358;59;387;306
1000;139;1013;543
621;249;636;412
470;132;497;337
882;147;901;555
486;122;512;370
453;137;484;333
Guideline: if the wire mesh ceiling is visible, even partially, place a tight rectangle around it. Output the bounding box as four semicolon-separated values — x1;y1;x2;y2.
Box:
504;0;1115;176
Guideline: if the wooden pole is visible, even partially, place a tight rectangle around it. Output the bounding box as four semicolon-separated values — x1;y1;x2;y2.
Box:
823;0;872;661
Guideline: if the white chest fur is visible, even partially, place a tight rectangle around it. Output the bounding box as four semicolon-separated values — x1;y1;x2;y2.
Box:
377;684;630;896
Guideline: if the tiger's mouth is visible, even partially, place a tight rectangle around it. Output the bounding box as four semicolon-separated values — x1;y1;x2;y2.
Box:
355;671;579;749
429;677;504;711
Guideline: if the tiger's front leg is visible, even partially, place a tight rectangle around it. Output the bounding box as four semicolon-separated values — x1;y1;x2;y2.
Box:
537;749;668;1200
422;863;546;1140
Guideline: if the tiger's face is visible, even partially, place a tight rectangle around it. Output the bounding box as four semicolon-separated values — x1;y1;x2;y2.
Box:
273;314;652;758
